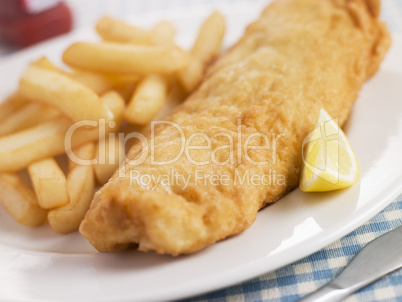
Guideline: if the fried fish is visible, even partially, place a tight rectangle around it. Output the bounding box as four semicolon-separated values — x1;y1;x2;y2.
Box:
80;0;391;255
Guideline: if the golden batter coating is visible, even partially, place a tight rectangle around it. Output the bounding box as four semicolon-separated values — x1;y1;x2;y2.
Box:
80;0;391;255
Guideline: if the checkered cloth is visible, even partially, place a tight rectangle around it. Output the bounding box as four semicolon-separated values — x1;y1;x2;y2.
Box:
1;0;402;301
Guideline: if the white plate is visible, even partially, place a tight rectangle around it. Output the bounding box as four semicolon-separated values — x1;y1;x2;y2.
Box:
1;2;402;301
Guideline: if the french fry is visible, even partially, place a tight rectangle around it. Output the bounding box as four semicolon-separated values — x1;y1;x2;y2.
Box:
112;83;136;103
190;11;225;64
0;103;60;137
177;58;204;92
100;74;139;102
28;158;69;209
124;74;168;125
96;17;176;46
0;118;71;172
0;91;123;172
94;136;125;185
0;116;116;173
63;42;189;74
150;21;176;45
70;69;115;95
48;162;95;234
67;92;125;163
29;57;133;111
0;173;47;226
49;142;95;233
32;56;70;75
120;78;188;137
100;91;126;127
33;57;116;95
68;142;96;172
178;11;225;91
96;16;150;44
19;65;113;122
0;93;29;122
102;73;140;86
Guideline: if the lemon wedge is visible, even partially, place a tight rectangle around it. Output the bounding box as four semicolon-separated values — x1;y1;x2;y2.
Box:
300;108;359;192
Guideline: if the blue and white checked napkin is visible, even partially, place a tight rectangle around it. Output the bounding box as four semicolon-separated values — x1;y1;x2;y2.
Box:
1;1;402;301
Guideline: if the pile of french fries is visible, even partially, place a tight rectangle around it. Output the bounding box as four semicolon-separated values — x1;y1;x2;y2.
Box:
0;12;225;233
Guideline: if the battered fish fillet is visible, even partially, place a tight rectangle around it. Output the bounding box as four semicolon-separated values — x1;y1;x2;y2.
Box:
80;0;391;255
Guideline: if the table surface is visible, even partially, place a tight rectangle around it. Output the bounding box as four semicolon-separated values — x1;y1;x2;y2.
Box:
1;1;402;301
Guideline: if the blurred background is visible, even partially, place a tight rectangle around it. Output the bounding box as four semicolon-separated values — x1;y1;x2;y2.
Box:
1;0;402;57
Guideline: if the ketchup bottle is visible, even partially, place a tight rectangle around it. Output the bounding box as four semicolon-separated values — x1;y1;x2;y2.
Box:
0;0;73;47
